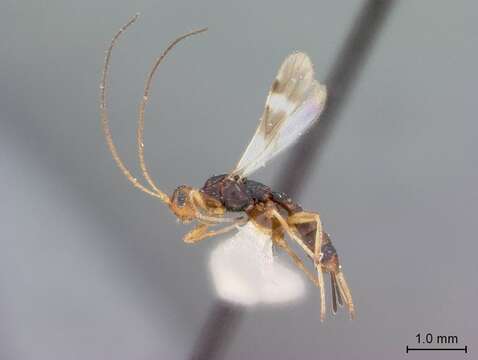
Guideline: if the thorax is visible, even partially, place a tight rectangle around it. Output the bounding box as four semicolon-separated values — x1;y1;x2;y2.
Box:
200;174;273;212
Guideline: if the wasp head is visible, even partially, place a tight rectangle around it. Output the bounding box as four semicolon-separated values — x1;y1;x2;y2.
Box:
170;185;197;223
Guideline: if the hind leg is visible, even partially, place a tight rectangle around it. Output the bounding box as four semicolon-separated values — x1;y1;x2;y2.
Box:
271;228;320;287
287;211;327;321
267;208;326;321
289;213;356;319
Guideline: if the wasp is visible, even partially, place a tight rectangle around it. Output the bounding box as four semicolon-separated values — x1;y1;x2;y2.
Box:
100;15;355;320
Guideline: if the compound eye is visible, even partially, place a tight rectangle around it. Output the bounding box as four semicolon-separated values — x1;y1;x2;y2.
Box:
176;190;187;208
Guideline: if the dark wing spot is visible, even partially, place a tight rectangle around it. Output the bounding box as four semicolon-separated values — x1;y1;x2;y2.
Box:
271;79;280;92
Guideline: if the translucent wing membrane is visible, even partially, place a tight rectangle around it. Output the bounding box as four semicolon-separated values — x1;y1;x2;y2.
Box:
231;52;327;178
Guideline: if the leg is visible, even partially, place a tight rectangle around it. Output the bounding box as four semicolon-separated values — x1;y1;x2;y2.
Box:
271;229;320;287
268;209;326;321
334;270;356;319
190;190;235;224
287;211;326;321
183;219;245;244
268;209;314;257
288;211;324;263
320;232;355;319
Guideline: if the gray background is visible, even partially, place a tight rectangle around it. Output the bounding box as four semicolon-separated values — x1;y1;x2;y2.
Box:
1;0;477;359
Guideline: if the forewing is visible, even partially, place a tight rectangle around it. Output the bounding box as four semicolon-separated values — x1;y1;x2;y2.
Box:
231;52;327;178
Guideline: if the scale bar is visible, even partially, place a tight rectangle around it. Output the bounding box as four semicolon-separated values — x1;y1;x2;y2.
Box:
406;345;468;353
